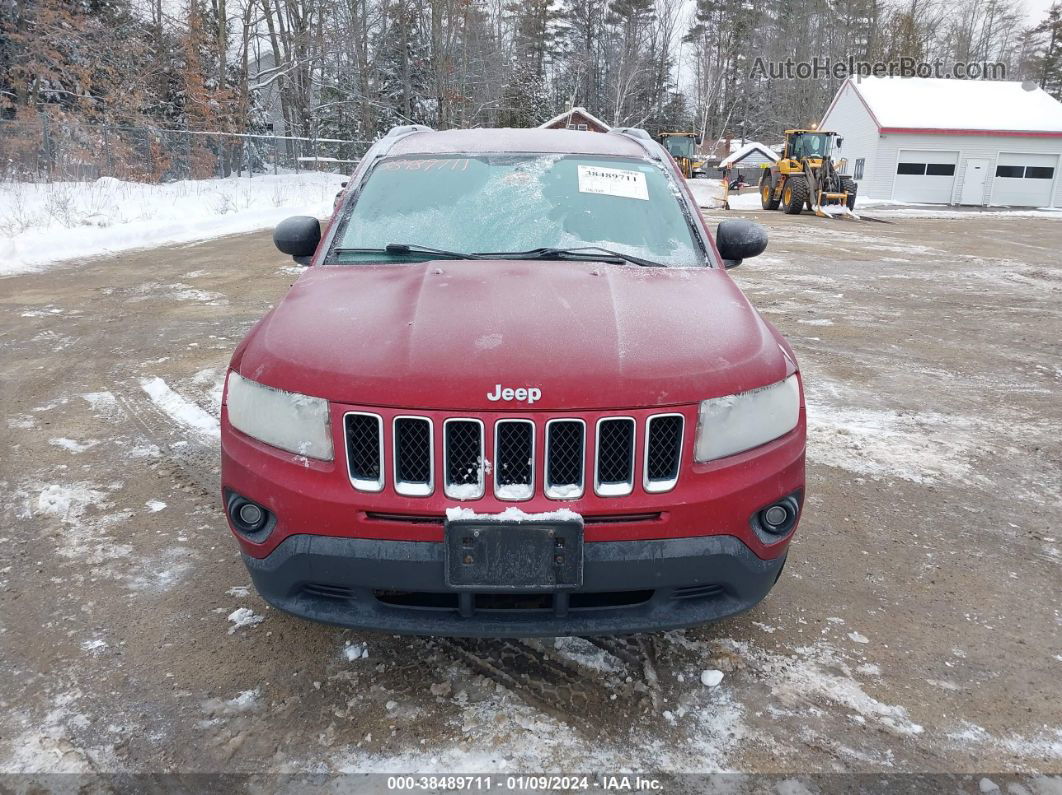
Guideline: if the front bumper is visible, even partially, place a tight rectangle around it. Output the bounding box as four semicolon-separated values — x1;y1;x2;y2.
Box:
243;533;786;637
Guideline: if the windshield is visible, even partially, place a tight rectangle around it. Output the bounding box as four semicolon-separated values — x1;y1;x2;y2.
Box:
329;154;704;267
663;136;696;159
790;133;832;159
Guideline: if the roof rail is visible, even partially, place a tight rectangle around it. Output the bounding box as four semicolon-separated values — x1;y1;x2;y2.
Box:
608;127;652;142
365;124;433;162
607;126;661;160
383;124;434;138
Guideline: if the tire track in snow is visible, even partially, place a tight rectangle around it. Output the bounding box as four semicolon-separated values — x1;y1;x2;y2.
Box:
138;377;220;441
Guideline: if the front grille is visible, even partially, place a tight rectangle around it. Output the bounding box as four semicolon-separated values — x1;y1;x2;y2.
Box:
394;417;433;495
595;418;635;496
494;420;534;500
344;412;686;499
444;419;484;499
645;414;683;491
545;420;584;499
345;413;383;490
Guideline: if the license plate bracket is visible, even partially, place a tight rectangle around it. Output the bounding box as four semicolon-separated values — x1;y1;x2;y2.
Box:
444;518;584;591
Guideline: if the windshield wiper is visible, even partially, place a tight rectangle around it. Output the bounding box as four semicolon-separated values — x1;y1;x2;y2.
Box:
334;243;484;260
478;246;664;268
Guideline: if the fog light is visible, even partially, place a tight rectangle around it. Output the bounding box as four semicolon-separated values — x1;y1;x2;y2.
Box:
756;496;799;536
227;493;271;536
763;505;789;527
238;503;265;528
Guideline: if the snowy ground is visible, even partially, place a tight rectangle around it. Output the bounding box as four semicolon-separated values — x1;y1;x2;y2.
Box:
687;176;1062;218
0;172;346;276
0;213;1060;783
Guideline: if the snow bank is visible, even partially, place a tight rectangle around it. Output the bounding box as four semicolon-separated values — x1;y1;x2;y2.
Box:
685;179;762;210
685;178;724;208
0;171;346;276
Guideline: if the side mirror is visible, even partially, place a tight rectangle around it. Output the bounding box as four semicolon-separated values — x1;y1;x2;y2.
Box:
273;215;321;265
715;219;768;269
836;137;844;149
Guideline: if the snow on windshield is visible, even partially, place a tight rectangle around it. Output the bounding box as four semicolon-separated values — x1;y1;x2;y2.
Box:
335;154;701;266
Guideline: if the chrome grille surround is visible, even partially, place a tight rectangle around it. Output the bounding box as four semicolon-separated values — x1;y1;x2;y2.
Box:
442;418;485;500
343;411;688;500
343;411;385;492
393;416;434;497
543;418;586;500
643;413;684;493
594;417;636;497
493;418;535;501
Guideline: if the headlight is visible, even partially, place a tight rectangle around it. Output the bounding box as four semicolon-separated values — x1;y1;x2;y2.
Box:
226;372;334;460
694;375;800;462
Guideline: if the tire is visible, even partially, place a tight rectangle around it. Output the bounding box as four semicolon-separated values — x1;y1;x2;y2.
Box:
840;177;857;210
782;177;808;214
760;174;781;210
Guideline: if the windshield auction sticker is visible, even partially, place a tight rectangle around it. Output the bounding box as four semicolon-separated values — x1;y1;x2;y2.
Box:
577;165;649;200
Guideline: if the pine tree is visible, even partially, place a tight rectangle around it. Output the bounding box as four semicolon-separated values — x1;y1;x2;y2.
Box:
1030;3;1062;99
498;58;552;127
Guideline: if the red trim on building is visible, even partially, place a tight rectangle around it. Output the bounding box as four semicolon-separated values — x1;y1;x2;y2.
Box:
879;127;1062;138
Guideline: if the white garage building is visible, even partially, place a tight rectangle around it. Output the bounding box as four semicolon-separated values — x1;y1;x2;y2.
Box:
819;77;1062;207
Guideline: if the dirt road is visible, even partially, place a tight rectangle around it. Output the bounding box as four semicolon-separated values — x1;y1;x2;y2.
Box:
1;211;1060;782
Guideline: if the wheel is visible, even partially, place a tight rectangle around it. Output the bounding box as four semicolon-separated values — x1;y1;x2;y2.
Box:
782;177;808;214
760;174;781;210
840;177;857;210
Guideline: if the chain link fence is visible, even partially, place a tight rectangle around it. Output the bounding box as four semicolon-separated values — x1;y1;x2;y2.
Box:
0;116;369;183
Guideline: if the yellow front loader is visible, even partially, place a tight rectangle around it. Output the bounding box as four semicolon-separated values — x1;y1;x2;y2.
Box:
760;129;858;219
659;132;703;179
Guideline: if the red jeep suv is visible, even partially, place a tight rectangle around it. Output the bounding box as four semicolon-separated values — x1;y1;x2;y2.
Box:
220;125;805;636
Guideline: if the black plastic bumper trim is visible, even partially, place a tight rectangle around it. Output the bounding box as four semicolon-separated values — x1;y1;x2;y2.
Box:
242;533;787;637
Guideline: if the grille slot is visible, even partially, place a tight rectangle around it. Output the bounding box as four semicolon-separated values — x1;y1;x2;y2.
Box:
303;583;355;600
671;583;724;601
644;414;683;492
393;416;433;496
545;419;585;499
494;419;534;500
344;412;383;491
444;419;484;500
595;418;635;496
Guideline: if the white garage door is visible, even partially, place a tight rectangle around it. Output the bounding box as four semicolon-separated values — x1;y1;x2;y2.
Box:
991;152;1059;207
892;150;959;204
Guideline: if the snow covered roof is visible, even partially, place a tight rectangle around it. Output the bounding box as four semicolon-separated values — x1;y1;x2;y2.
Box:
719;141;779;167
538;107;611;132
827;76;1062;135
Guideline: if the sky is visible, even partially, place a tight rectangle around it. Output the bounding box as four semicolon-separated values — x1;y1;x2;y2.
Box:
1024;0;1056;22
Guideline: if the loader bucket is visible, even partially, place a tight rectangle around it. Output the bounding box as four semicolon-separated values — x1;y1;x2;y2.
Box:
812;204;860;220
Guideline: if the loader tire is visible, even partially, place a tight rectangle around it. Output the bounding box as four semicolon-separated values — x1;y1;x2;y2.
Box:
760;174;781;210
840;177;857;211
782;177;808;215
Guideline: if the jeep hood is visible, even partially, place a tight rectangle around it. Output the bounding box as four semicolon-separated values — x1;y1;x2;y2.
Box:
235;261;792;410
